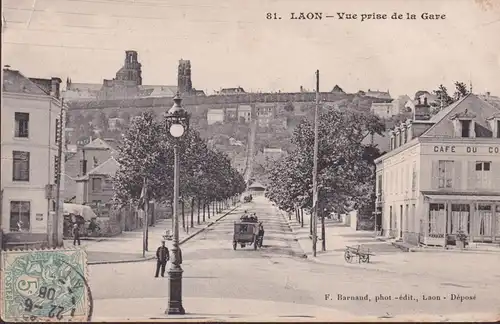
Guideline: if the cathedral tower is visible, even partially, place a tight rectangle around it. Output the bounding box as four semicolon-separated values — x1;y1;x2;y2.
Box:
177;59;193;95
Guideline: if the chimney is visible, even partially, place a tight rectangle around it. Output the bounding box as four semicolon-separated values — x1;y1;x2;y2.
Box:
50;77;62;98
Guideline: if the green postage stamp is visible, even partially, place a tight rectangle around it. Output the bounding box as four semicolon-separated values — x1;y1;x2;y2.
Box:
1;248;91;322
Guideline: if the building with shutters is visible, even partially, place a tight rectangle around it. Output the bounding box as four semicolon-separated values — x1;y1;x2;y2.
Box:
1;68;64;246
374;93;500;247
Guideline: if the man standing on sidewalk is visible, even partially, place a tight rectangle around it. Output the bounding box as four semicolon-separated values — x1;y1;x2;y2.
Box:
73;223;81;246
155;240;170;278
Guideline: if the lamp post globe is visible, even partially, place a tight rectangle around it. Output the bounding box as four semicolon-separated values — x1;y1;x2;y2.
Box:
164;92;189;315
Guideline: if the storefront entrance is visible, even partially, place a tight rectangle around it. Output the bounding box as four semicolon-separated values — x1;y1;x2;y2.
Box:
423;195;500;245
472;204;494;242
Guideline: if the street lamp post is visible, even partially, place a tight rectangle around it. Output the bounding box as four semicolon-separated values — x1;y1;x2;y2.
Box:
164;92;190;315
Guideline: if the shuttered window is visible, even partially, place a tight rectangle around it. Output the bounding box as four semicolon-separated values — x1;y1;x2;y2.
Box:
438;160;454;189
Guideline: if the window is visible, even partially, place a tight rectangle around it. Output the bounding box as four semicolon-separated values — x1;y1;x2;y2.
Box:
428;203;446;235
80;160;88;175
497;121;500;138
438;160;454;188
10;201;30;232
91;178;102;192
15;112;29;138
460;120;471;138
377;175;383;196
411;162;417;192
13;151;30;181
55;119;59;144
475;161;491;189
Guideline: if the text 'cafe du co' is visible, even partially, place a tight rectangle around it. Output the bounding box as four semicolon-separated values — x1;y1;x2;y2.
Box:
433;145;500;154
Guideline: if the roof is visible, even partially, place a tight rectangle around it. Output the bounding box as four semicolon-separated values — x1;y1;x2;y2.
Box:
67;82;103;91
3;69;50;95
248;181;266;189
84;138;115;151
422;93;500;137
362;131;390;154
77;157;119;180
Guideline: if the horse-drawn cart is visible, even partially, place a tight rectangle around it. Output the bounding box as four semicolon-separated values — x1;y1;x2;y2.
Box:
344;245;374;263
233;220;261;250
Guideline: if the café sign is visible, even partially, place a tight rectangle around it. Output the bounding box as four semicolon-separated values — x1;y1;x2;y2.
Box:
433;145;500;154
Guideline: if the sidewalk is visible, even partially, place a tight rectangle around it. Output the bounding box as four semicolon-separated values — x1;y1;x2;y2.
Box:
66;204;239;265
92;297;497;322
280;208;500;281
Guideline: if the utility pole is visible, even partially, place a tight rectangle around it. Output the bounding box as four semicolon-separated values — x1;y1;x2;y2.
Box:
54;98;65;247
312;70;320;257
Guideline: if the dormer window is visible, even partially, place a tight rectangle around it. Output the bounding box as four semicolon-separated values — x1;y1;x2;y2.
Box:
461;120;471;138
450;109;476;138
486;113;500;138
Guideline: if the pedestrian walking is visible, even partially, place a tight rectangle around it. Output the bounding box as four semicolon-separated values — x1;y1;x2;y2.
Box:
155;240;170;278
73;223;81;246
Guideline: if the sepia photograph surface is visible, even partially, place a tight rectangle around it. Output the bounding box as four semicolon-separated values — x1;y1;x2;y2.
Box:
1;0;500;322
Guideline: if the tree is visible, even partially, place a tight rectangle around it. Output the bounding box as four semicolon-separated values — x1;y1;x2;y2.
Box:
113;110;174;208
453;81;469;101
266;108;385;235
284;101;295;113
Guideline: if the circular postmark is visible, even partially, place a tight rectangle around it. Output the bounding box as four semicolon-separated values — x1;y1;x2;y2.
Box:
2;250;90;322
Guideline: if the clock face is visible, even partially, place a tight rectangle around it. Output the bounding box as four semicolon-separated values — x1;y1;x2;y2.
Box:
170;124;185;138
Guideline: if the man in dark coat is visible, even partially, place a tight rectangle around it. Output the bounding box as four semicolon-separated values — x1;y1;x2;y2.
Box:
155;240;170;278
257;223;265;246
73;223;81;246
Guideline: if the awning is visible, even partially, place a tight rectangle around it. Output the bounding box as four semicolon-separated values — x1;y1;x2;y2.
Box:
424;194;500;202
63;203;97;221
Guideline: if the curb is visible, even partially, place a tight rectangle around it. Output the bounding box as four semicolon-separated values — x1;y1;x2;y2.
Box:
409;247;500;254
88;256;156;265
278;208;308;259
179;204;240;245
88;204;240;265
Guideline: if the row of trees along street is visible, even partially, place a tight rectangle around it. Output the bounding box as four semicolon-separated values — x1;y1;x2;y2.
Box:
265;107;385;249
112;110;246;232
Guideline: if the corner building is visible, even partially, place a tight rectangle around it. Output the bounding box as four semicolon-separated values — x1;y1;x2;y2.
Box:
375;94;500;246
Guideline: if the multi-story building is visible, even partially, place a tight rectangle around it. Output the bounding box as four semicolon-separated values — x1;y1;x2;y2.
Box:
375;93;500;247
371;95;411;119
255;103;276;127
238;105;252;123
207;108;225;125
1;68;64;246
63;138;117;202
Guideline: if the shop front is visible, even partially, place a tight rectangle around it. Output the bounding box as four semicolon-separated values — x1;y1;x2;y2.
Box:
421;194;500;246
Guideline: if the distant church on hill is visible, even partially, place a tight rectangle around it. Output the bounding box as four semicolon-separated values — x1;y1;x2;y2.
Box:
63;50;204;101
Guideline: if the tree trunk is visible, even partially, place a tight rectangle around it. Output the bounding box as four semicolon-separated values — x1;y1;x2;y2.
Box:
170;199;174;233
181;200;186;231
190;197;195;228
197;198;201;225
309;211;313;235
301;208;304;228
207;203;210;219
213;201;216;216
203;202;206;222
321;205;326;251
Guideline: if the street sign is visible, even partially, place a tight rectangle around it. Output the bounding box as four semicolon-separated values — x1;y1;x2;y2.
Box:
45;184;56;199
76;137;92;147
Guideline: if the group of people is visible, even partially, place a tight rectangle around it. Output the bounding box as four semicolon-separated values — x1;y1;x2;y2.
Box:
240;210;258;222
240;210;265;246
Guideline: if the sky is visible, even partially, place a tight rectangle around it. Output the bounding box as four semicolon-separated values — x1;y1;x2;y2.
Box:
2;0;500;97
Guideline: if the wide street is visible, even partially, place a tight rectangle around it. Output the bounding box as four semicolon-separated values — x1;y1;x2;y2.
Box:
89;197;500;322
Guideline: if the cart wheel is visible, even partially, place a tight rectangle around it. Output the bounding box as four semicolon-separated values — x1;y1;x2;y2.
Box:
360;255;369;263
233;241;237;250
344;251;353;263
